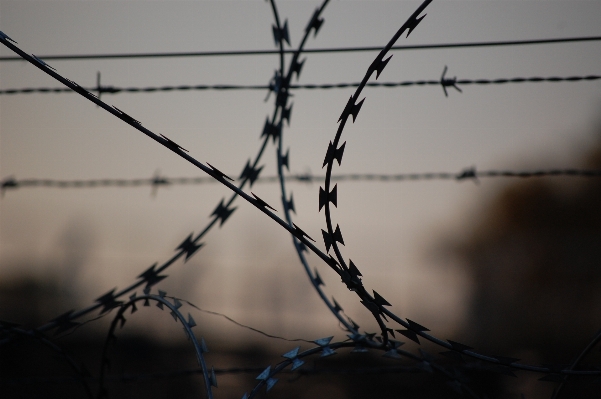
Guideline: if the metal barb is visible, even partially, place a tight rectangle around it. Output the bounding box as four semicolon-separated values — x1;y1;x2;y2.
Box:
440;65;463;97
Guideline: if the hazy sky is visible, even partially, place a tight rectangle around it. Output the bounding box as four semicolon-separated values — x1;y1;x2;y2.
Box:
1;0;600;339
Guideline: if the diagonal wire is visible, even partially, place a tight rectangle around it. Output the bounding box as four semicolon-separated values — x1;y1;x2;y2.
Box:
1;35;600;62
167;296;313;344
1;74;599;95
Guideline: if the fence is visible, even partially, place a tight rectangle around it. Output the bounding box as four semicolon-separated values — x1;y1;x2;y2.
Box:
1;0;601;398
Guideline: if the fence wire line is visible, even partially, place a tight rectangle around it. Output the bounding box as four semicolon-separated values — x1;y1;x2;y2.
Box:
1;35;600;62
3;168;601;193
1;73;599;95
166;296;313;344
2;0;601;393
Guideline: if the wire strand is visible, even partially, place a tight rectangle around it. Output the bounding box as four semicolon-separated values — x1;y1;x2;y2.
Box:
3;168;601;193
1;74;599;95
1;35;600;62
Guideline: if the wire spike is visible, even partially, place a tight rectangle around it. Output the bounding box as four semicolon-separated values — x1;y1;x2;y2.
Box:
240;160;264;187
320;224;344;252
261;118;281;143
280;148;290;171
272;19;290;47
291;58;306;80
281;103;293;125
112;106;141;125
206;162;233;182
305;8;324;37
211;199;237;227
201;337;209;353
292;223;315;242
138;263;167;287
251;192;277;212
256;366;271;380
313;269;325;286
276;90;290;108
266;377;278;392
404;11;427;38
440;65;462;97
447;340;473;352
50;310;80;334
332;297;343;313
338;96;365;123
318;184;337;211
210;367;218;387
374;55;393;80
170;310;178;321
31;54;55;70
118;315;127;329
291;358;305;371
321;229;333;253
314;336;334;346
407;319;430;332
159;133;188;152
456;166;477;181
0;31;17;44
320;346;336;357
282;346;300;359
95;289;123;314
396;329;420;344
323;141;346;169
284;193;295;214
187;313;196;328
176;233;203;261
348;261;362;277
373;290;391;307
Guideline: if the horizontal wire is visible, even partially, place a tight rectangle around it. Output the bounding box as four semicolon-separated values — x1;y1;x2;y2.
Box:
1;74;599;95
1;35;600;62
3;168;601;193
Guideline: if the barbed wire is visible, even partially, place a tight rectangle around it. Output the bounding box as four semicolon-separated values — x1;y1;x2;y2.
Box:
0;0;305;340
315;0;601;381
3;0;601;396
1;71;599;96
1;7;476;395
1;35;600;62
97;288;215;398
3;168;601;194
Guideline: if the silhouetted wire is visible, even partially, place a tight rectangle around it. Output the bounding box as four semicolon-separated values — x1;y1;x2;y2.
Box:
167;296;313;344
0;1;299;341
3;2;600;384
1;35;600;62
2;74;599;95
3;169;601;193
